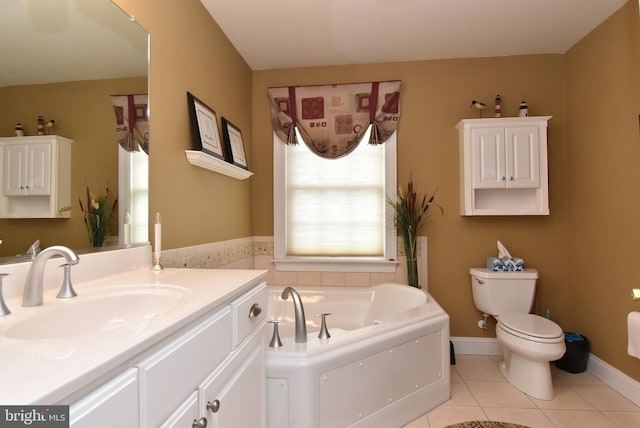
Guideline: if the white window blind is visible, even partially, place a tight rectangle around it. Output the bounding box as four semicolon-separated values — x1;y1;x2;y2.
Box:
274;128;397;269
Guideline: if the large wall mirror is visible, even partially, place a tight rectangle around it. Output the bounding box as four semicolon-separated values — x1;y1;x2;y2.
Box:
0;0;149;260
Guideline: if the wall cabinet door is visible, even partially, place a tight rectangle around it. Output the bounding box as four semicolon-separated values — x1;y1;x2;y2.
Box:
3;143;51;196
505;126;539;189
471;126;539;190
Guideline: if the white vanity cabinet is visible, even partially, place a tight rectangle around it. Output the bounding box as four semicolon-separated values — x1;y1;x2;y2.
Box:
68;280;268;428
69;368;139;428
0;135;72;218
456;116;551;216
141;282;267;428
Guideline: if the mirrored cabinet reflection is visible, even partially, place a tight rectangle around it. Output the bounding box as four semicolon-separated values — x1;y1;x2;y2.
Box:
0;135;73;218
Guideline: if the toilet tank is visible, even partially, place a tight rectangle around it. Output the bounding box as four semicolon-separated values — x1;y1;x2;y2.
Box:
470;268;538;315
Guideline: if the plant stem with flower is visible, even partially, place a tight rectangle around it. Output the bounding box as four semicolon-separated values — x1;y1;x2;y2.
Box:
388;175;443;287
79;186;118;248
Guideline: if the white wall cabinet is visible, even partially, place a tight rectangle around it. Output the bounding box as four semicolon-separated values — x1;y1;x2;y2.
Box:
0;135;73;218
456;116;551;215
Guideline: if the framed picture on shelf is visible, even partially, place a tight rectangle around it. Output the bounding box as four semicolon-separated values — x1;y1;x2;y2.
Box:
187;92;224;160
221;117;249;170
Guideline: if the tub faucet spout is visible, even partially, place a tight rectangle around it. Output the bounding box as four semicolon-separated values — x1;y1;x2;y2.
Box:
281;286;307;343
22;245;79;307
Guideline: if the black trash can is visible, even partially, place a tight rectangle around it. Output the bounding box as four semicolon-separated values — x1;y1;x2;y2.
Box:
554;332;590;374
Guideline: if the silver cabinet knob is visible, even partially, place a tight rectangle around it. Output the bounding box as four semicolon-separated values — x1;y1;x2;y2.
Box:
509;176;514;181
500;176;505;181
192;417;207;428
207;399;220;413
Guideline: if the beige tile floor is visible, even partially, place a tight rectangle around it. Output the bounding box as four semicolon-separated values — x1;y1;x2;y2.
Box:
405;355;640;428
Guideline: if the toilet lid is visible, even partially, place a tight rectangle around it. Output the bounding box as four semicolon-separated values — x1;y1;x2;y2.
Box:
499;314;563;340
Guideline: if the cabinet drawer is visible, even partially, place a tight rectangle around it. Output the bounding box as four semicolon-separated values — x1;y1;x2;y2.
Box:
137;308;232;428
231;282;267;348
70;368;138;428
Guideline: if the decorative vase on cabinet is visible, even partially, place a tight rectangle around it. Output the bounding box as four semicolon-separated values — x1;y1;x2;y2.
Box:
456;116;551;216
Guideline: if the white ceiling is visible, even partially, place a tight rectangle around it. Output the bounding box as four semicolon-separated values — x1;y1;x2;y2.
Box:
0;0;147;88
201;0;628;70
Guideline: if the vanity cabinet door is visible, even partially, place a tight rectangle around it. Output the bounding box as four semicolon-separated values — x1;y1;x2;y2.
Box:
200;326;266;428
159;391;199;428
137;307;232;428
69;368;139;428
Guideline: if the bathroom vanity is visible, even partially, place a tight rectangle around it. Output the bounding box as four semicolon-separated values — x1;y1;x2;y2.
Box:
0;245;267;427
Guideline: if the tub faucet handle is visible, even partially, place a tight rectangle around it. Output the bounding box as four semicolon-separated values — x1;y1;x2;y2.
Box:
316;313;332;339
56;263;77;299
268;319;285;348
0;273;11;317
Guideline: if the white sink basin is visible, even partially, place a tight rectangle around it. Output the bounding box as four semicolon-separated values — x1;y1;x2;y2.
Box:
3;285;189;340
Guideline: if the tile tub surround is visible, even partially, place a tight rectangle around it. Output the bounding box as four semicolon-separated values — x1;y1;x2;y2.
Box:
161;236;429;289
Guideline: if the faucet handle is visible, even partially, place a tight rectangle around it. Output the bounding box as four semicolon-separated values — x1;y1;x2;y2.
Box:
0;273;11;316
315;313;331;339
56;263;77;299
268;319;285;348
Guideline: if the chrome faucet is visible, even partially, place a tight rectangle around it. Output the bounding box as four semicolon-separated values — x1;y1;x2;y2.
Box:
281;286;307;343
22;245;79;307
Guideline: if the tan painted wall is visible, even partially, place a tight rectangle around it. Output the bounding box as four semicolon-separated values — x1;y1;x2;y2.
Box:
114;0;254;249
252;56;570;339
35;0;635;382
567;0;640;380
0;77;146;257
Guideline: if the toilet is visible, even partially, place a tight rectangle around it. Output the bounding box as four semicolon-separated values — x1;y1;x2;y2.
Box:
470;268;566;400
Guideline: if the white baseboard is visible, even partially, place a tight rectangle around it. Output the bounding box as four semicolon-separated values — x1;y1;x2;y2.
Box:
450;336;640;406
450;336;502;356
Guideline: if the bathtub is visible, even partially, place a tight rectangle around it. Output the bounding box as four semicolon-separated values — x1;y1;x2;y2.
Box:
265;283;450;428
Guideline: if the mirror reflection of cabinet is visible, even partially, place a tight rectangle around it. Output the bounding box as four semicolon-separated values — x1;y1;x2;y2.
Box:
0;136;72;218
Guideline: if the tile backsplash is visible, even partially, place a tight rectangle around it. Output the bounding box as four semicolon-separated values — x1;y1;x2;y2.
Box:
161;236;429;290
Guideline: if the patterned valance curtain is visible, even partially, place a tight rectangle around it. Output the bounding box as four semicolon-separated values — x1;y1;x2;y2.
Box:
268;80;401;159
110;94;149;154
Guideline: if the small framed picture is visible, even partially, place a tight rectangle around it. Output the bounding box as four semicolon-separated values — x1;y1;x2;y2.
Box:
187;92;224;160
221;117;249;170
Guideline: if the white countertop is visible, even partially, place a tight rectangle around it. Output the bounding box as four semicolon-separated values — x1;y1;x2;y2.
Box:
0;265;266;404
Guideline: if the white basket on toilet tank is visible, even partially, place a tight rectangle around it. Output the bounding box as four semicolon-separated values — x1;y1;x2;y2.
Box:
470;268;566;400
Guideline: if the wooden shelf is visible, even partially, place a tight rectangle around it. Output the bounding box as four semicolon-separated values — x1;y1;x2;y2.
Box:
184;150;253;180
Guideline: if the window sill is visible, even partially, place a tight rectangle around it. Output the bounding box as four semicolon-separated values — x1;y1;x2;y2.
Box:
273;257;399;272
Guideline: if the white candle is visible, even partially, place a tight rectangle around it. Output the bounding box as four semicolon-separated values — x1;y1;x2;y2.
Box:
154;212;161;260
124;212;131;246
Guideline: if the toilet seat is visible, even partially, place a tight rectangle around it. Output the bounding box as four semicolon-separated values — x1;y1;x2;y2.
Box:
498;314;564;344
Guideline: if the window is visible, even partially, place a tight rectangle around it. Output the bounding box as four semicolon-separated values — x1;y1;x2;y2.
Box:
274;128;397;272
118;146;149;244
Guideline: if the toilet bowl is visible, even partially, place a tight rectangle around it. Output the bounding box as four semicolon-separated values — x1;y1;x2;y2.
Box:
496;313;565;400
470;268;566;400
